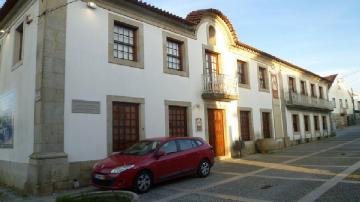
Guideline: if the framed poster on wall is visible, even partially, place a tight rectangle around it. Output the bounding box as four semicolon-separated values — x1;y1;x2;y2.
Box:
0;91;15;148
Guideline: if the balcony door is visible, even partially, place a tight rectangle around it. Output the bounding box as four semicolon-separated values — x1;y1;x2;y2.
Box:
205;51;219;78
207;109;225;156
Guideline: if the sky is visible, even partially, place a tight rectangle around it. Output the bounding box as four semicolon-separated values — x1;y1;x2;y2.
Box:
1;0;359;92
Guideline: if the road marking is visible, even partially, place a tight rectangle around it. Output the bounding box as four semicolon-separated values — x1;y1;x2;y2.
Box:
252;174;328;182
298;159;360;202
156;137;360;202
288;164;349;168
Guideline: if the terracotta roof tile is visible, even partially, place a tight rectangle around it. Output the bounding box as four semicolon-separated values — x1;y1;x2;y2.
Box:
186;9;239;42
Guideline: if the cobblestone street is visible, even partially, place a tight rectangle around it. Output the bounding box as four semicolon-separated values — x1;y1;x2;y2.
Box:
140;124;360;202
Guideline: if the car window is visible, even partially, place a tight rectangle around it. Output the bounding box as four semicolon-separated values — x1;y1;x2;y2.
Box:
191;140;199;148
179;139;193;151
196;140;203;146
159;141;178;154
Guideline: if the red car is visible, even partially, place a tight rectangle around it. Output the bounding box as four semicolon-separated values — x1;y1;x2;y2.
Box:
91;137;214;193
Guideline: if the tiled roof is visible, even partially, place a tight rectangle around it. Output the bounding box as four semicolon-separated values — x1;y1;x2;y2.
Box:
124;0;195;26
0;0;331;82
324;74;338;82
186;9;239;42
323;74;338;86
0;0;17;22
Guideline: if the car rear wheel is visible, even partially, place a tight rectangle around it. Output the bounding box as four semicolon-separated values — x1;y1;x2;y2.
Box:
134;171;152;193
198;159;211;178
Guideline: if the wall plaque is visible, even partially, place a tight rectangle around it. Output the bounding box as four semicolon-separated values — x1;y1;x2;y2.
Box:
72;100;100;114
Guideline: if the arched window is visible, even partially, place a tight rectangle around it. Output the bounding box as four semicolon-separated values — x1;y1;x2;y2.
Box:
208;25;216;46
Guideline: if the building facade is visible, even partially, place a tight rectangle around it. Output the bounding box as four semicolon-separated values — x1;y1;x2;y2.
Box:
0;0;333;194
325;74;355;128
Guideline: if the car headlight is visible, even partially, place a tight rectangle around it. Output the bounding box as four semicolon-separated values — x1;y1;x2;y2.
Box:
110;165;135;174
93;162;99;169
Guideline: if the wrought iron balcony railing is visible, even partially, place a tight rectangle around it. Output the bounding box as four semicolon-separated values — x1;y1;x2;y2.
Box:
202;73;239;101
285;92;334;111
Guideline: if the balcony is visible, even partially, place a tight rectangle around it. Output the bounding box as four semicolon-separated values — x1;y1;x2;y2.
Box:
285;92;334;112
202;73;239;101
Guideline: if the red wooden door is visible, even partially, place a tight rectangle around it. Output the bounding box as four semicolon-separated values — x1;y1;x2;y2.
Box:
240;111;251;141
112;102;140;151
208;109;225;156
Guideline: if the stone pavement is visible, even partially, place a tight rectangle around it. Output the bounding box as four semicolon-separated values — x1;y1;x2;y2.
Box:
1;124;360;202
140;124;360;202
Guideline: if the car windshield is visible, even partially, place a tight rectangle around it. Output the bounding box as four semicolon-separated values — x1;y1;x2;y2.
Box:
122;141;160;156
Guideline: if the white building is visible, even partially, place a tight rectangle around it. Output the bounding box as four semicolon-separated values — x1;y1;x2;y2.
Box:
0;0;333;194
325;74;355;128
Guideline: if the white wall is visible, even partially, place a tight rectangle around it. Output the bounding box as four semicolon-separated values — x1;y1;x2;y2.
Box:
329;76;354;115
65;2;207;162
280;67;331;140
0;1;38;163
64;2;277;162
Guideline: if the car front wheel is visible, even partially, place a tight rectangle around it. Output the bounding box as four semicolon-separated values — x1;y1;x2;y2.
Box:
134;171;152;193
198;159;211;177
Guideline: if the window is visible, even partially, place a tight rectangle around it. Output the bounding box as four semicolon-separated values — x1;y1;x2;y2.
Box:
208;25;216;46
178;139;193;151
163;32;188;77
288;77;296;93
169;106;188;137
159;141;178;154
113;23;136;61
339;99;343;108
262;112;272;138
13;23;24;65
237;60;248;86
166;38;183;71
319;86;324;99
292;114;300;132
109;14;144;68
304;115;310;132
332;98;336;107
314;116;319;131
205;51;219;77
258;67;268;90
345;99;348;108
240;110;252;141
300;80;307;95
322;116;327;130
310;84;316;97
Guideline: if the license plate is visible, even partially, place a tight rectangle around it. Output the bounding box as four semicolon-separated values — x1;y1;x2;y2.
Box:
94;174;106;180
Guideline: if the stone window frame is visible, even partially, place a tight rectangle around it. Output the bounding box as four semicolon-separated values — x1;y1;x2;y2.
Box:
292;113;300;135
12;22;24;71
300;80;308;96
106;95;145;155
303;114;311;133
313;115;320;132
260;108;273;139
237;60;250;89
287;75;297;94
164;100;192;137
108;13;144;69
238;107;254;142
310;83;317;98
257;65;270;93
322;115;328;130
162;31;189;77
